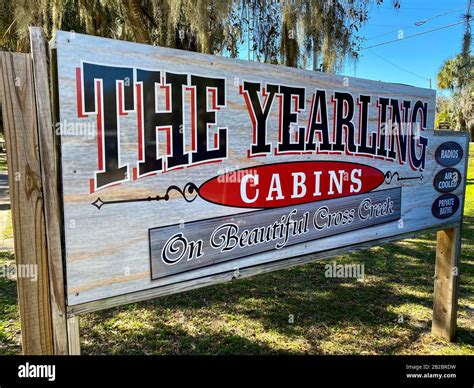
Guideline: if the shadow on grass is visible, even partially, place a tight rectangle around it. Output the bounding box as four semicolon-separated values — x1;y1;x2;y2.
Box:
454;326;474;346
80;227;473;355
83;321;298;355
2;221;472;355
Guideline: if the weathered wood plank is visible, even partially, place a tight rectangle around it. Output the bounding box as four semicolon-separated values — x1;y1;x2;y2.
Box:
30;27;69;355
0;52;53;354
432;227;461;340
53;31;469;307
66;315;81;355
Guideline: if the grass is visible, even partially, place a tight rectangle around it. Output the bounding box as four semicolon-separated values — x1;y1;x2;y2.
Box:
0;251;21;355
0;145;473;355
2;211;12;241
0;154;7;171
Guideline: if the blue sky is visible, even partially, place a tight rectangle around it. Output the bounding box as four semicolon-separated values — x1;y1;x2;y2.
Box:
344;0;469;94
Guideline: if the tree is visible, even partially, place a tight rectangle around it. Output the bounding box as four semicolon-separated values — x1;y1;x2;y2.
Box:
0;0;236;54
240;0;401;72
436;0;473;137
460;0;472;76
436;55;473;136
435;94;467;132
0;0;400;73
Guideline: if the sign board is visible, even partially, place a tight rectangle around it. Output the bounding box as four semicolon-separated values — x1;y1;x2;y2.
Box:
53;31;469;309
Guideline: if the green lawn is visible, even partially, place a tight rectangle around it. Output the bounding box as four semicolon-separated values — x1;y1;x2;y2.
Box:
0;145;473;355
0;251;20;355
0;154;7;171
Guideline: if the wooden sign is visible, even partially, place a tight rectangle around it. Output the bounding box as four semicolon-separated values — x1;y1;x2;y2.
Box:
52;31;469;312
0;28;468;354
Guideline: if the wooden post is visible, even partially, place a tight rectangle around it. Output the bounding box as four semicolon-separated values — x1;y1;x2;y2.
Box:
432;135;469;341
0;29;69;354
0;51;54;354
67;316;81;355
29;27;69;355
432;227;461;341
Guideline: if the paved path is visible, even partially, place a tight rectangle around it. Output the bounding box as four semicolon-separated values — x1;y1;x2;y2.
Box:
0;168;14;251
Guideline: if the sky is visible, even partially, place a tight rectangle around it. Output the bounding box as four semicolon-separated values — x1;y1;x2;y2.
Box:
343;0;469;94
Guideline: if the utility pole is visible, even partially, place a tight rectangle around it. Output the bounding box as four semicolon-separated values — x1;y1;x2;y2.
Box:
247;3;250;61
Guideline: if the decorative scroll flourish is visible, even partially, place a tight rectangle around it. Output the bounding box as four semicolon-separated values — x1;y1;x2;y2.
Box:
91;182;199;210
384;171;423;184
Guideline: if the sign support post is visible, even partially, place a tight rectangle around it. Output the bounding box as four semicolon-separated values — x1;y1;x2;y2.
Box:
67;315;81;355
0;50;58;354
0;28;70;355
432;133;469;341
29;26;69;355
432;227;462;341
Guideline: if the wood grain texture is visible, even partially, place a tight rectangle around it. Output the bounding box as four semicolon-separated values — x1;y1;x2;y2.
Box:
66;315;81;355
432;227;461;340
53;31;468;308
0;52;53;354
29;27;69;355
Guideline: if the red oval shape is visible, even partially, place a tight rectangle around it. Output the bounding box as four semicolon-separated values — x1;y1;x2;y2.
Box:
199;161;385;208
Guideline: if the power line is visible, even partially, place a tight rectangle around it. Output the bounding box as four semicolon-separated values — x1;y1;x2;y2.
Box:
365;26;411;42
361;20;465;50
365;6;464;42
415;6;465;26
377;6;465;11
366;49;430;82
